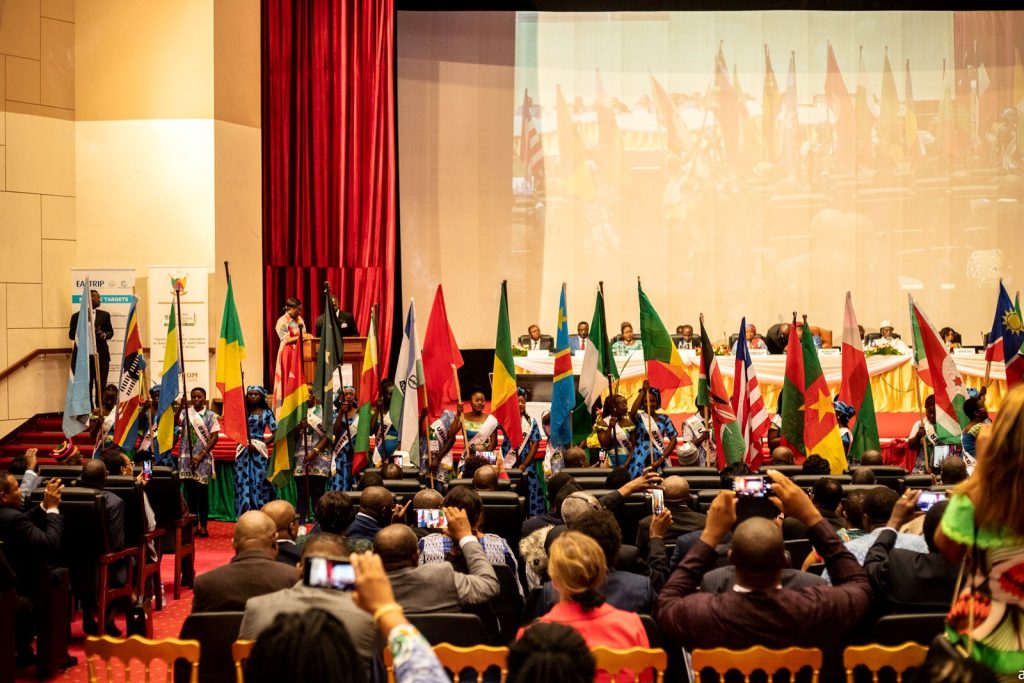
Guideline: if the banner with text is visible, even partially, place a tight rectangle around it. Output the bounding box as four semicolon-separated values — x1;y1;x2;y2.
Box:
148;266;210;393
70;269;137;386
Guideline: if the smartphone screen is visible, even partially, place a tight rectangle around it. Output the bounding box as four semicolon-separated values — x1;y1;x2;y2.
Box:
478;451;497;465
416;509;448;529
733;475;772;498
915;491;947;512
650;489;665;515
142;460;153;481
303;557;355;591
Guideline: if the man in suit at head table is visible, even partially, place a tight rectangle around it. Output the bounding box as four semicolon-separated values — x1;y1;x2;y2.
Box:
570;321;590;353
523;324;553;351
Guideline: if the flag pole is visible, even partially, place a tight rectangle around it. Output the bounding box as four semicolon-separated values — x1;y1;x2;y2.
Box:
224;262;252;449
909;298;931;474
699;312;715;466
175;284;195;463
297;315;309;504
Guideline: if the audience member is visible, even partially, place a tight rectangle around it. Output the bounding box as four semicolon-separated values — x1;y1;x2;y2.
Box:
9;448;42;503
507;622;596;683
863;496;958;613
783;478;848;539
939;456;969;485
522;473;579;536
262;500;302;566
239;533;383;662
770;447;795;466
560;491;603;525
346;486;405;543
801;454;831;475
860;450;883;466
699;563;827;593
634;476;706;557
655;473;872;659
472;464;500;491
311;491;355;536
409;488;443;539
840;489;870;541
357;471;384;490
850;467;876;485
192;511;297;612
100;448;158;561
376;507;499;612
381;463;403;480
77;459;126;635
563;446;589;468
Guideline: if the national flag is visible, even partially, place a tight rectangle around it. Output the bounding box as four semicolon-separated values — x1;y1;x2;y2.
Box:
1015;48;1024;157
782;51;801;173
732;64;750;121
422;285;464;420
977;58;992;135
313;289;344;435
838;292;880;458
155;303;181;459
215;278;248;446
518;88;545;182
650;73;692;156
697;317;744;467
271;332;309;486
574;287;618;443
63;280;95;438
732;318;769;469
855;46;877;161
825;42;855;161
390;301;424;465
112;297;147;448
492;282;522;452
762;45;782;162
352;308;379;473
713;42;741;159
954;51;972;146
984;281;1024;388
878;50;901;167
638;282;692;402
909;297;970;443
594;69;624;191
780;316;806;458
938;59;956;158
555;85;595;202
904;59;921;156
550;284;574;449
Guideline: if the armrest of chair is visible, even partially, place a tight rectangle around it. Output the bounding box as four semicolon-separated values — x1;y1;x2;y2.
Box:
99;546;143;565
173;514;197;528
142;528;167;543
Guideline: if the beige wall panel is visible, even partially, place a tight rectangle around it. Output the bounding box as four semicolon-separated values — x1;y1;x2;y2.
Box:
0;0;41;60
40;0;73;22
6;352;69;419
5;110;74;195
0;285;7;367
41;194;74;239
75;119;216;269
0;420;21;439
41;18;74;109
6;283;42;329
0;191;41;282
75;0;213;121
41;238;74;327
5;56;40;104
0;146;5;189
0;381;8;422
6;327;67;360
213;0;260;128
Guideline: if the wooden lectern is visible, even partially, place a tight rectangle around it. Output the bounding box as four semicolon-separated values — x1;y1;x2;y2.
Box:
297;336;368;399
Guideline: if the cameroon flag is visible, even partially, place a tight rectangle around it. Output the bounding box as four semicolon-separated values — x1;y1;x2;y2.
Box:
270;336;309;486
352;308;379;474
492;282;521;452
215;278;247;446
638;282;691;401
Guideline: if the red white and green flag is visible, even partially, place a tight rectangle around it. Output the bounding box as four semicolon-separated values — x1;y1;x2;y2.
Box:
838;292;880;459
909;296;969;443
697;316;744;467
352;307;379;474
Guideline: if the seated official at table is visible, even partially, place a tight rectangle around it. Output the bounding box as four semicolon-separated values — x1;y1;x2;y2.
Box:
520;324;553;351
869;320;909;353
730;324;765;353
674;324;700;351
570;321;590;352
611;322;642;355
763;323;790;355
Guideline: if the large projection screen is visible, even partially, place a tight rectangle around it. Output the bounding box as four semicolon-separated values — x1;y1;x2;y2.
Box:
397;10;1024;349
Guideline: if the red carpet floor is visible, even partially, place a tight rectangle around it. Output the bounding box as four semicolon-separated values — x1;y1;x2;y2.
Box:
16;521;236;683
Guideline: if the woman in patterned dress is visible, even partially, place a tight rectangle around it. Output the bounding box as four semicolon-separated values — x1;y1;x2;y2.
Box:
329;386;358;492
177;387;220;537
294;395;332;523
595;394;634;469
370;380;399;468
235;385;277;516
627;383;677;478
501;388;543;515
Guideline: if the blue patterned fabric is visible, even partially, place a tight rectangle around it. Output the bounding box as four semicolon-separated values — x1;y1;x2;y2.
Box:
328;413;358;492
629;413;677;478
178;409;220;485
235;408;278;515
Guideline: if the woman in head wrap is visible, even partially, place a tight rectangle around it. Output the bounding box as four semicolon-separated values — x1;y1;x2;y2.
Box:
628;381;678;477
235;385;278;515
833;399;856;457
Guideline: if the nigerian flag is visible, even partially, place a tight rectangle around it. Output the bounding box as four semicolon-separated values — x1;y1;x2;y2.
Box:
573;287;618;443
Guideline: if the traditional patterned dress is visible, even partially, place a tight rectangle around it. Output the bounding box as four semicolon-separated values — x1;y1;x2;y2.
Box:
293;405;331;477
371;413;399;467
457;414;498;476
679;414;713;467
425;411;457;491
328;412;358;492
418;532;523;597
501;414;543;515
594;416;634;468
629;411;677;478
178;408;220;485
235;408;277;515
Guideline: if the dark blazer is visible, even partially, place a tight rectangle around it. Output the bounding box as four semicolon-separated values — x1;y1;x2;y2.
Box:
519;335;554;351
69;308;113;362
635;502;707;557
275;539;302;567
700;566;827;593
539;568;655;616
345;513;381;543
0;504;63;594
192;549;299;613
863;529;959;613
315;309;359;338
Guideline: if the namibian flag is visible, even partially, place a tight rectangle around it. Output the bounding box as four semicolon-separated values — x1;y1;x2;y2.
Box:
112;297;146;448
215;278;248;446
985;280;1024;388
549;284;574;449
638;282;691;401
271;335;309;486
155;304;181;459
353;307;379;473
492;282;521;452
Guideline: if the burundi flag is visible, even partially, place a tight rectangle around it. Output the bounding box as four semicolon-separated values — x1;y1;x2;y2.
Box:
492;282;522;452
314;288;344;435
63;280;95;438
697;316;744;468
839;292;880;459
215;278;248;445
550;284;574;449
390;301;424;464
271;335;309;486
638;282;691;401
574;287;617;443
155;303;181;459
985;280;1024;388
112;297;147;448
909;297;969;443
352;308;379;473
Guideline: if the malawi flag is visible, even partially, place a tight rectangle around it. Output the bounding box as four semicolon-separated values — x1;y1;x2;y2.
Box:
422;285;464;420
638;282;691;401
112;297;147;448
550;284;574;449
352;307;379;474
985;280;1024;388
909;297;969;443
492;282;522;452
271;335;309;486
215;278;248;446
838;292;880;459
573;287;617;443
697;316;744;467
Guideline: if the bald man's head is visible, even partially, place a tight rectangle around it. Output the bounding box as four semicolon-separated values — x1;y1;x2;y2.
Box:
860;450;883;466
233;511;278;553
728;518;787;590
662;476;691;505
374;524;418;570
473;465;499;491
770;447;795;465
412;488;443;510
81;459;108;488
359;486;395;523
262;500;298;540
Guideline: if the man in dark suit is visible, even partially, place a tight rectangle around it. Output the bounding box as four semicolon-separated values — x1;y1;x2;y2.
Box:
69;289;114;393
569;321;590;353
635;476;706;558
262;500;302;567
521;324;553;351
315;295;359;338
0;474;63;665
345;486;400;543
77;459;125;635
191;511;297;613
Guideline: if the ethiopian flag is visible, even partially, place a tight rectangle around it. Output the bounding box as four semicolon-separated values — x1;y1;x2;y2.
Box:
909;296;969;443
271;336;309;486
155;304;181;460
638;282;691;400
215;278;247;446
492;282;522;452
573;287;617;443
352;308;379;473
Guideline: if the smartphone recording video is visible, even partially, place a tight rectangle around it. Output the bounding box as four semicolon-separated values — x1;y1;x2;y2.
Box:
303;557;355;591
650;489;665;515
142;460;153;481
915;491;947;512
416;509;448;529
733;475;772;498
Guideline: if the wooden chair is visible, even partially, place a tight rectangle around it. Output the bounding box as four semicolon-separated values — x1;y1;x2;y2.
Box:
232;640;254;683
433;644;510;682
83;635;200;683
844;642;928;682
592;646;668;683
691;645;823;682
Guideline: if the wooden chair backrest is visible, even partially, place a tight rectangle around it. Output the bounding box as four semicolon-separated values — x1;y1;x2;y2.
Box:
231;640;255;683
591;646;668;683
843;642;928;683
84;635;200;683
691;645;823;683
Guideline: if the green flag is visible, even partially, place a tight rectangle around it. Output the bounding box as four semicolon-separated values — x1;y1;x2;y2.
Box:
314;290;344;437
573;287;618;442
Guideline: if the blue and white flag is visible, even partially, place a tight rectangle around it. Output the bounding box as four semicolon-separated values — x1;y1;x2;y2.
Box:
63;280;94;438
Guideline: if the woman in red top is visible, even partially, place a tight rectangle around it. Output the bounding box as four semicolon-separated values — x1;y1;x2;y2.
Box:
517;531;650;682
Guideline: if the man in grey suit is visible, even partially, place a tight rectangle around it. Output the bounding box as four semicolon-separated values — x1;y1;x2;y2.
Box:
375;506;499;613
192;511;297;613
239;533;383;661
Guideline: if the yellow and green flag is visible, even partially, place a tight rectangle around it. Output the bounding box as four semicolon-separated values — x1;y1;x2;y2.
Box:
353;307;379;473
271;336;309;486
215;278;247;445
155;304;181;459
638;281;691;402
492;281;521;452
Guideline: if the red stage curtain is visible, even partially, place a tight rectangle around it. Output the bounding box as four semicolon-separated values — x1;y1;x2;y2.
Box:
261;0;396;382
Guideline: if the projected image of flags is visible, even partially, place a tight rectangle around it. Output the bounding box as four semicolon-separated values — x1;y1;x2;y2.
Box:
732;317;769;469
112;297;146;448
518;88;545;186
985;280;1024;388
